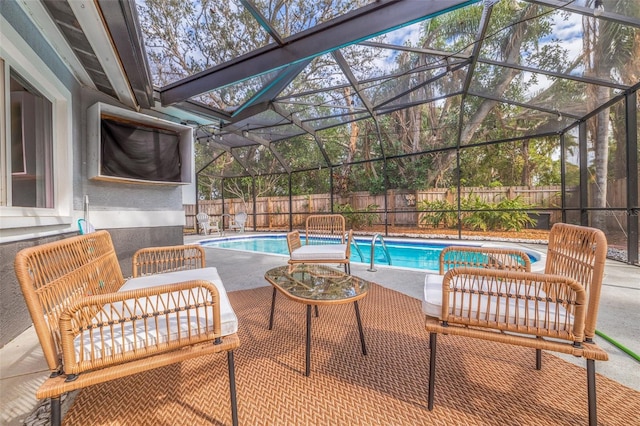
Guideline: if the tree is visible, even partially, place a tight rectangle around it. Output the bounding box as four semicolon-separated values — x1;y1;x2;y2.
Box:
138;0;634;209
138;0;379;186
369;1;565;190
583;0;639;229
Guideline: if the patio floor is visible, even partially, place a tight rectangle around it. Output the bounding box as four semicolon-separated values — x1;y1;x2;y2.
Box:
1;234;638;425
64;283;640;425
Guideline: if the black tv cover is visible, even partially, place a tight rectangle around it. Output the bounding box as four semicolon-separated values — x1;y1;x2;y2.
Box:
101;118;181;182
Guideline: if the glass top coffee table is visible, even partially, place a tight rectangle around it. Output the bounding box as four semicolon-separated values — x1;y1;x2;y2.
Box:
264;264;371;376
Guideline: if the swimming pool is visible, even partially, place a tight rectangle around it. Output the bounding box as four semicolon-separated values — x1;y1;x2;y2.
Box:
199;234;543;272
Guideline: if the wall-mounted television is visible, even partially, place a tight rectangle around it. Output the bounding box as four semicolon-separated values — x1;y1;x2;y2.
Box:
88;102;193;185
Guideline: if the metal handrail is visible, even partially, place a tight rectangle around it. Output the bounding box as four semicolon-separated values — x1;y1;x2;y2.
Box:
350;233;365;262
368;233;391;272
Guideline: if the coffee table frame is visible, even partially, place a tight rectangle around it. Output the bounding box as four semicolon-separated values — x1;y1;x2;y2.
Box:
264;264;370;376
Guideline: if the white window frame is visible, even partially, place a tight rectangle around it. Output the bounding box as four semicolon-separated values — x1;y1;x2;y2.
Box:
0;15;73;236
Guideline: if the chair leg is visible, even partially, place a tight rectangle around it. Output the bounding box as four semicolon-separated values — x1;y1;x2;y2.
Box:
536;348;542;370
50;396;61;426
227;351;238;426
587;359;597;426
428;333;437;411
354;301;367;355
306;304;312;376
268;287;277;330
314;305;319;317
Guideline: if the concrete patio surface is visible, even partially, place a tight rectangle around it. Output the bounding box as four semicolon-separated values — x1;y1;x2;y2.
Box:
1;234;638;425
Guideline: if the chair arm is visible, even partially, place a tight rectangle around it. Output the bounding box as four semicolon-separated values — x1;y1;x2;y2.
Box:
133;245;206;277
287;231;302;254
59;280;221;375
441;267;588;342
344;229;353;258
439;246;531;274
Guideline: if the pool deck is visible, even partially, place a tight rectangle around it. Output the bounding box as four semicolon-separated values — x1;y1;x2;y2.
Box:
1;232;638;425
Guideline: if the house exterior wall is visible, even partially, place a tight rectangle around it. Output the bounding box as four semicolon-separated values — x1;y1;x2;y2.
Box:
0;2;188;347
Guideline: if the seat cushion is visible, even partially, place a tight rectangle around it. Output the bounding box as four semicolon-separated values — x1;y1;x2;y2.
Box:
422;272;571;329
73;267;237;362
290;244;348;261
120;267;238;336
422;274;445;318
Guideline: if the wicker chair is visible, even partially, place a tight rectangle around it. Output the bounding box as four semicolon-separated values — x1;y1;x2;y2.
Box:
14;231;239;426
286;214;353;273
424;223;608;426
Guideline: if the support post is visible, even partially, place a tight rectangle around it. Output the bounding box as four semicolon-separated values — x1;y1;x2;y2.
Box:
289;173;293;231
221;177;226;229
330;166;334;213
560;132;567;223
625;91;639;264
252;176;257;231
579;122;589;226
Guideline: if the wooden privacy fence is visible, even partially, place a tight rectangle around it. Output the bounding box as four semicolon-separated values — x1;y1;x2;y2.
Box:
185;185;566;230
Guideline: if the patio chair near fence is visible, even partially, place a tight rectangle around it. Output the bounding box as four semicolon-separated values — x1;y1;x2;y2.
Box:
196;212;221;235
286;214;353;273
229;212;247;232
423;223;608;426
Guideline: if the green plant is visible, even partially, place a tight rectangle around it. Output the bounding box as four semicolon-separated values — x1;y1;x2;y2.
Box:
417;199;457;228
335;203;379;229
493;196;536;231
418;194;536;232
461;195;493;231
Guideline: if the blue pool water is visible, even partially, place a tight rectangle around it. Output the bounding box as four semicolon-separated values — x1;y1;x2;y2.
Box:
200;234;540;272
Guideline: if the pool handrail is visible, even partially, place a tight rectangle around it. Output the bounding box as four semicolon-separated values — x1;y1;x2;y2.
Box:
367;233;392;272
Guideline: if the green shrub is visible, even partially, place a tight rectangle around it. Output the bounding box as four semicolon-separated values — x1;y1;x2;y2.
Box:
461;195;493;231
335;203;379;229
493;196;536;231
419;194;536;232
417;199;458;228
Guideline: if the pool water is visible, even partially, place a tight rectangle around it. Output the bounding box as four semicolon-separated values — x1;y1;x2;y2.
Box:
200;234;538;272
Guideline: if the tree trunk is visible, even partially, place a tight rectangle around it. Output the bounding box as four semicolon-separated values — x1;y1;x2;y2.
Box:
587;9;613;230
335;87;359;196
591;103;610;230
521;140;531;186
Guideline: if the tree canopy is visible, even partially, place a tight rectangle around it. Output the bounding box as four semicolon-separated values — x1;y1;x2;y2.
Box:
136;0;639;212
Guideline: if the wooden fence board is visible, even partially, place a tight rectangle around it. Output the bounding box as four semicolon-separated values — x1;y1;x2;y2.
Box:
185;183;632;231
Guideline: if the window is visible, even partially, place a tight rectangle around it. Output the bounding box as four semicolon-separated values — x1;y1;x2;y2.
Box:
9;71;54;208
1;20;72;235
